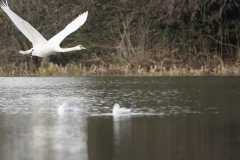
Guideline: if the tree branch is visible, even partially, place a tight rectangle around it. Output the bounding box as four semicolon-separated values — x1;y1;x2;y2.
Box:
188;30;239;49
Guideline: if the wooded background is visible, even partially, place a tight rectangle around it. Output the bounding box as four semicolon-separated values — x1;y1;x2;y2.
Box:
0;0;240;70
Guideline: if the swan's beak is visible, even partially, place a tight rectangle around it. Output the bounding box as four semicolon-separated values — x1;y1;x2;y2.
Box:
81;46;86;50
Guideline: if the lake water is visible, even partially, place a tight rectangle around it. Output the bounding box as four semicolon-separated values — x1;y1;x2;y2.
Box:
0;77;240;160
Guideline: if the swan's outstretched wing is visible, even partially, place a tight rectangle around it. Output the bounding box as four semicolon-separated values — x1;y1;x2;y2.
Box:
49;11;88;45
0;1;47;46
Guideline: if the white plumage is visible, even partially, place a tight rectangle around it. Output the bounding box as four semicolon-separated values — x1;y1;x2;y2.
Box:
58;102;78;115
0;1;88;57
113;103;131;116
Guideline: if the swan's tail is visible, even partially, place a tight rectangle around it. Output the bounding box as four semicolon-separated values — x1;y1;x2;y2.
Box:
19;48;33;55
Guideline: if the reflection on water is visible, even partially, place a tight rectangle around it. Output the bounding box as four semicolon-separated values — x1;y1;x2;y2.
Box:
88;114;240;160
0;77;240;160
0;115;34;160
0;114;88;160
34;115;88;160
113;116;132;160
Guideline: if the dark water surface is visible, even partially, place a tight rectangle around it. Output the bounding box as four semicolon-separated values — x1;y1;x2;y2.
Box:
0;77;240;160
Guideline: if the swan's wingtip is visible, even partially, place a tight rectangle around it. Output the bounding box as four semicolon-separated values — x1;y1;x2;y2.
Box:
0;1;8;7
84;11;88;16
0;1;4;7
81;11;88;16
78;11;88;19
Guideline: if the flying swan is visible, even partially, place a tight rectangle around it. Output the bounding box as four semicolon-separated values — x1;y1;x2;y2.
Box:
0;1;88;57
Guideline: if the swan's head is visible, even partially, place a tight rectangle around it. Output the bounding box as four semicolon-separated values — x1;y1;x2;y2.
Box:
58;102;68;115
113;103;120;109
113;103;120;115
77;45;86;50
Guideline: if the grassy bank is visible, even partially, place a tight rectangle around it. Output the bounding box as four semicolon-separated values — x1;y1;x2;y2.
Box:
0;61;239;77
1;0;240;76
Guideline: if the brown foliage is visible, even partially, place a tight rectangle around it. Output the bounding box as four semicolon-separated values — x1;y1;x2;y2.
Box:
0;0;240;76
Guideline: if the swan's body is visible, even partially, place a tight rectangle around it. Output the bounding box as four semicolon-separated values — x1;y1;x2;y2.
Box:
113;103;131;116
58;102;79;115
0;1;87;57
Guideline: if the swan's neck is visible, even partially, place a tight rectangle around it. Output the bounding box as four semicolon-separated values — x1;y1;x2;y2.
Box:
58;105;65;114
55;46;80;53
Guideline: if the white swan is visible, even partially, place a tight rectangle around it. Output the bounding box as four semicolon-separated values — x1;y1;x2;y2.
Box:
58;102;79;115
0;1;88;57
113;103;131;116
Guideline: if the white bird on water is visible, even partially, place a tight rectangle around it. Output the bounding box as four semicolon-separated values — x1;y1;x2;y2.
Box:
0;1;88;57
58;102;79;115
113;103;131;116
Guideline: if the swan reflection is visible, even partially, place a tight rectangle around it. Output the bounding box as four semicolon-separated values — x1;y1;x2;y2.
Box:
34;111;88;160
113;110;132;158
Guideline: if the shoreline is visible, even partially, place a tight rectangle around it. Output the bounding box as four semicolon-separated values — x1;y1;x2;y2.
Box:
0;62;239;77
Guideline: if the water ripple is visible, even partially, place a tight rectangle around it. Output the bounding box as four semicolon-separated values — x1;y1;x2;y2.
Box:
0;77;239;116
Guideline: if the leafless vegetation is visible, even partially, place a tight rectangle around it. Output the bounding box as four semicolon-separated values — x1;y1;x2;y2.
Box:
0;0;240;76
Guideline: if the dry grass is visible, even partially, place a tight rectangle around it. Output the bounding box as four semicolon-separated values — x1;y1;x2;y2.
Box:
0;61;239;77
38;62;87;76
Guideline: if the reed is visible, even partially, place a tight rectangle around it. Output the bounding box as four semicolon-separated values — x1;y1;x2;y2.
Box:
37;62;87;76
0;61;240;77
